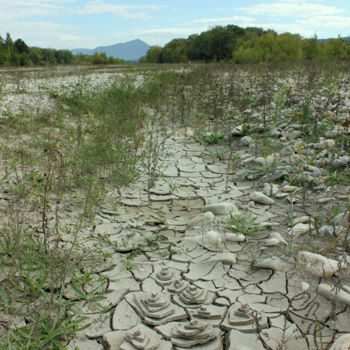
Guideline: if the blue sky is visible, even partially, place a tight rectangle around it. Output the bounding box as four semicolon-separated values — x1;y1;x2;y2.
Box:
1;0;350;49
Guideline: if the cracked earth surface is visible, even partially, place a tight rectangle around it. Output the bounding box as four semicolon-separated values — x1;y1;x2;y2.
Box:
61;129;350;350
1;67;350;349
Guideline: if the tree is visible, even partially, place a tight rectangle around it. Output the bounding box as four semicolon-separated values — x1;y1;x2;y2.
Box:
14;39;29;54
139;46;163;63
162;39;188;63
323;37;345;59
302;36;322;60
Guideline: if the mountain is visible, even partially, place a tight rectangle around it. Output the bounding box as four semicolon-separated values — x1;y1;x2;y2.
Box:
71;39;150;61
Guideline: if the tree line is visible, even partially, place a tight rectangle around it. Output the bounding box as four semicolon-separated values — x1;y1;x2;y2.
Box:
139;25;350;63
0;33;124;66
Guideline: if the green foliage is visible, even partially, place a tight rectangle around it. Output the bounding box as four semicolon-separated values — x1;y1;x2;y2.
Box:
0;32;124;67
139;46;163;63
225;213;264;235
140;25;350;64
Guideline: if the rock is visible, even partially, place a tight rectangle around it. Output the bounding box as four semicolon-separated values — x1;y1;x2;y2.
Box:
289;223;313;237
240;136;251;146
231;125;245;136
209;252;237;265
318;284;350;306
329;334;350;349
292;216;311;225
263;232;287;246
187;212;215;227
334;211;349;226
263;183;279;197
319;225;335;238
332;156;350;168
297;251;345;278
189;230;222;247
256;256;287;271
315;139;336;149
270;128;282;137
249;192;274;205
223;232;246;242
203;202;239;216
317;283;350;305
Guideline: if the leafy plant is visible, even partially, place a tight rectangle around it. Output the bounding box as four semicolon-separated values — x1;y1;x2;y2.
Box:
225;213;264;235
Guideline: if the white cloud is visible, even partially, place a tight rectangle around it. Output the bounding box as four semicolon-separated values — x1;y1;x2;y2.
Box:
192;16;256;25
240;0;343;18
297;15;350;28
77;1;165;19
0;0;68;19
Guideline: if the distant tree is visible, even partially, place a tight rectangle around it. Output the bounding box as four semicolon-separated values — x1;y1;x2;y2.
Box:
139;46;163;63
162;39;188;63
276;33;303;61
14;39;29;54
302;36;322;60
322;37;346;59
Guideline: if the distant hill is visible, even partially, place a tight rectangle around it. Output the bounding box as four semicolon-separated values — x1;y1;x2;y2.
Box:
71;39;150;61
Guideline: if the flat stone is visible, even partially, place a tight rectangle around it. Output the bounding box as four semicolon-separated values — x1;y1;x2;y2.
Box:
222;232;246;242
187;230;222;248
256;256;288;271
203;202;239;216
249;191;274;205
187;212;215;227
112;299;140;330
289;223;313;236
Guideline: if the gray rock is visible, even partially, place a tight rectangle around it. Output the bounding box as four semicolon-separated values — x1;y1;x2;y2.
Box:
187;212;215;227
249;191;274;205
256;256;287;271
318;283;350;306
297;251;344;278
240;136;251;146
332;156;350;168
203;202;239;216
329;334;350;350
